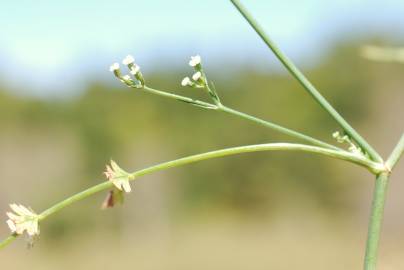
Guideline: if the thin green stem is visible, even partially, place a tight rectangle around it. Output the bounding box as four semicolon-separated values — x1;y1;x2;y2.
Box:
364;173;390;270
39;182;112;220
141;85;341;151
219;105;341;151
229;0;382;162
129;143;384;178
386;133;404;170
363;133;403;270
0;143;385;249
0;234;17;249
142;86;218;109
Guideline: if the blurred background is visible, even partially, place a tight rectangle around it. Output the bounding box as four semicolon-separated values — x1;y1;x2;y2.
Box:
1;0;403;269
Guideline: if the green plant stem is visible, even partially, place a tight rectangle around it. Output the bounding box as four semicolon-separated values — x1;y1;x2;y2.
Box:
386;133;404;170
0;234;17;249
364;173;389;270
364;133;404;270
143;86;217;109
0;143;385;249
218;105;340;151
39;182;112;220
142;85;340;151
229;0;382;163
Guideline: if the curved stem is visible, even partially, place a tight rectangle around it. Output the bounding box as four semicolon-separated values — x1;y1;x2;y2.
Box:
229;0;382;162
0;143;384;249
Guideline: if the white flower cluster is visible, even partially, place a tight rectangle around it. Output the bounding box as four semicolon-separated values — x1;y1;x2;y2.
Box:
6;204;39;237
181;55;206;88
333;131;364;156
104;160;132;193
110;55;145;87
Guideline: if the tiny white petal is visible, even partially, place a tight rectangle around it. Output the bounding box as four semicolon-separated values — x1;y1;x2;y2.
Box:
332;131;339;138
192;71;202;81
10;204;25;216
181;77;191;86
121;181;132;193
122;55;135;65
189;55;201;67
26;221;39;236
130;65;140;75
6;220;17;232
109;63;120;72
6;212;19;221
18;204;33;216
112;180;123;191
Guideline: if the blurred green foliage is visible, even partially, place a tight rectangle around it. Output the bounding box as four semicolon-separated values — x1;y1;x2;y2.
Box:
2;42;399;241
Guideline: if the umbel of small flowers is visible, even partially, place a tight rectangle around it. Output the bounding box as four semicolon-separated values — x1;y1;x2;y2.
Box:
6;204;40;237
110;55;145;88
181;55;207;88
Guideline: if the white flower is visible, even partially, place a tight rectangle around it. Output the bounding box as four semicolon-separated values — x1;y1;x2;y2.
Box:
181;77;192;86
109;63;120;72
130;64;140;75
192;71;202;81
6;204;39;236
104;160;132;193
189;55;201;67
122;55;135;65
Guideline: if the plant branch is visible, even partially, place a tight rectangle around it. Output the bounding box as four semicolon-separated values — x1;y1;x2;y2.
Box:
386;133;404;170
0;142;385;249
140;85;340;151
229;0;382;162
218;105;341;151
142;86;218;109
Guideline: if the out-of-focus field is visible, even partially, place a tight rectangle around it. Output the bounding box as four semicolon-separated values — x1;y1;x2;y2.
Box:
3;212;404;270
1;43;403;269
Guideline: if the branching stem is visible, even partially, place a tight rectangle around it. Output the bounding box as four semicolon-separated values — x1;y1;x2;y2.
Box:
142;85;340;151
229;0;382;162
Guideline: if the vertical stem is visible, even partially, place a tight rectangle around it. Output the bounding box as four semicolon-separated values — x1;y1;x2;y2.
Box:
364;133;404;269
364;173;390;270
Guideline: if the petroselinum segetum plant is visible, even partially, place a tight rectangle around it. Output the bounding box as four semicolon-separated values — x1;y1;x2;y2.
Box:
1;1;403;270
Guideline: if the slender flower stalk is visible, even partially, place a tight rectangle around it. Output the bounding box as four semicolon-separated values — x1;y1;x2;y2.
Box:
141;85;341;151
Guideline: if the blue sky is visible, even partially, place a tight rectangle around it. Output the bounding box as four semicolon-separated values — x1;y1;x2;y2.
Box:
1;0;404;96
